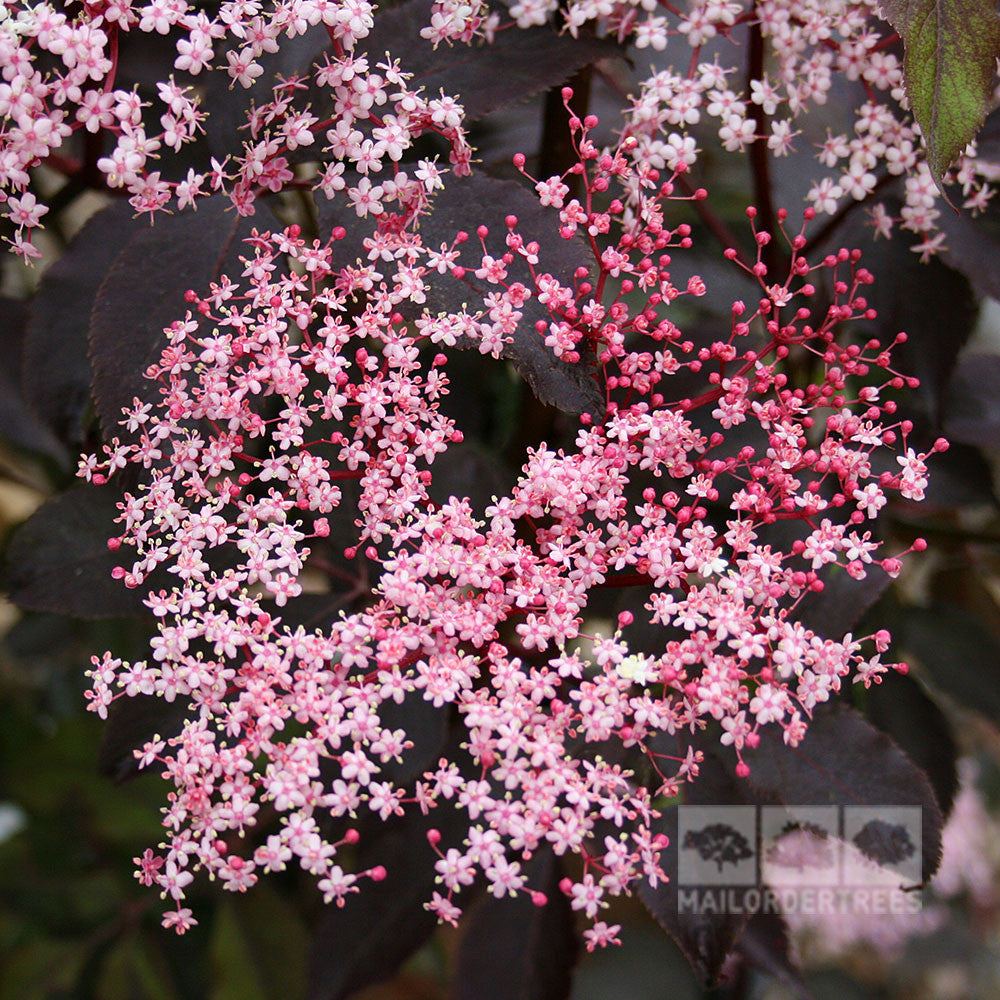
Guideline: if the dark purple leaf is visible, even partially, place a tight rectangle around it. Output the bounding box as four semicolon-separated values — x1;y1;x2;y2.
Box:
865;672;958;819
114;31;203;182
99;694;188;783
23;202;139;445
270;484;381;619
895;602;1000;728
937;200;1000;301
791;563;892;640
944;353;1000;449
425;441;515;511
317;173;603;414
377;688;450;787
115;29;183;92
639;748;753;987
872;253;976;423
742;703;943;882
970;105;1000;162
758;515;890;640
352;0;618;123
88;195;282;436
200;32;322;162
307;804;470;1000
4;485;149;618
272;593;358;632
453;850;578;1000
863;424;997;510
735;913;812;1000
115;27;320;174
919;440;998;509
0;296;67;461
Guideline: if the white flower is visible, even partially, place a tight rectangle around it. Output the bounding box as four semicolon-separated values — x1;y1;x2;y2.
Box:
616;653;655;685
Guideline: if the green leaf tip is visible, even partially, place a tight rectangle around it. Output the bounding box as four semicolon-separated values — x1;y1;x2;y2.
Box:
881;0;1000;192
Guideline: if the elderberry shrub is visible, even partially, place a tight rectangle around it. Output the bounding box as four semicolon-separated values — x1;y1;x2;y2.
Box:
4;0;997;994
79;109;942;941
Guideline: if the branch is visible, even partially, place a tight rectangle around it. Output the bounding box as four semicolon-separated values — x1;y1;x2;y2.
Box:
745;12;782;274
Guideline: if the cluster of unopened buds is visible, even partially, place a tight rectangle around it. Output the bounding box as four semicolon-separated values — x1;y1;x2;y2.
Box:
2;0;998;260
77;98;944;940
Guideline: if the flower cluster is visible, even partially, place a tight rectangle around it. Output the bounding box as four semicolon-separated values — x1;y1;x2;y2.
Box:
613;0;1000;257
80;103;941;938
3;0;997;262
0;0;474;259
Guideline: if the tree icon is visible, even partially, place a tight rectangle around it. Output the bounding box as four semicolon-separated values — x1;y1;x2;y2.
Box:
852;819;916;868
683;823;754;873
765;820;835;872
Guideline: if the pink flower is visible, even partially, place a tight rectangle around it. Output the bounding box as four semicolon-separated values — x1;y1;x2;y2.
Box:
5;191;48;228
161;908;198;934
60;61;940;946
